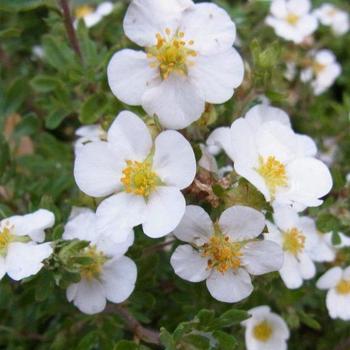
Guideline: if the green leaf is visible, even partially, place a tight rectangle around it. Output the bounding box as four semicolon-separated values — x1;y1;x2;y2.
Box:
0;28;21;39
31;75;64;93
298;311;321;331
317;213;340;233
217;309;250;328
1;77;28;118
45;108;70;130
114;340;139;350
331;231;341;245
160;328;176;350
79;94;107;124
213;331;237;350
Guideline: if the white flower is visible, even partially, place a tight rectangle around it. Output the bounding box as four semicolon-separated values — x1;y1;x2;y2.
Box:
301;50;341;95
219;104;332;211
32;45;44;60
74;124;107;153
107;0;244;130
63;208;137;315
317;266;350;320
242;305;290;350
266;205;319;289
266;0;318;44
0;209;54;281
74;2;114;28
314;4;350;36
310;231;350;263
170;205;283;303
74;111;196;241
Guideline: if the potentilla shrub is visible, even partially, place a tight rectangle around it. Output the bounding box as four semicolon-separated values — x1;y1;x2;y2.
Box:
0;0;350;349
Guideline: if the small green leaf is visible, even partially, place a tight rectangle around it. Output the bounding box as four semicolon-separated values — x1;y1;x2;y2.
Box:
298;311;321;331
160;327;176;350
217;309;250;328
213;331;237;350
79;94;107;124
114;340;139;350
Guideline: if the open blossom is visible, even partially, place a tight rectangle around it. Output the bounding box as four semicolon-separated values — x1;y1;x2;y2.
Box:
170;205;283;303
317;266;350;321
242;306;289;350
74;124;106;153
301;50;341;95
74;111;196;241
63;208;137;315
107;0;244;129
266;0;318;44
314;4;350;36
0;209;54;281
266;206;319;289
74;2;114;28
213;104;333;211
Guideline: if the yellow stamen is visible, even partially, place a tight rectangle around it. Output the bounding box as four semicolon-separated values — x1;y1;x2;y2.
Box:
336;279;350;295
253;320;273;342
283;227;305;255
313;62;326;74
75;5;94;19
121;160;159;197
80;246;107;281
286;13;300;26
0;226;14;253
146;30;197;80
257;156;288;197
201;235;242;273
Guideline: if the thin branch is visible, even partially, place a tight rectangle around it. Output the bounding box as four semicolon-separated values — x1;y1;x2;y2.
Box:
105;304;161;345
58;0;83;61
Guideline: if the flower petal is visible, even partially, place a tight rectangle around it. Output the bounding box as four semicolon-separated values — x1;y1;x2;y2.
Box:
206;268;253;303
297;253;316;280
279;253;302;289
272;205;299;232
180;3;236;54
74;141;123;197
190;48;244;104
207;127;232;156
107;49;159;105
142;186;185;238
108;111;152;161
316;267;342;290
242;240;283;275
96;230;134;258
6;242;53;281
96;193;146;243
219;205;265;241
0;257;6;280
67;279;106;315
152;130;196;189
326;289;350;320
171;244;210;282
142;74;205;130
173;205;213;244
9;209;54;242
123;0;193;47
101;256;137;303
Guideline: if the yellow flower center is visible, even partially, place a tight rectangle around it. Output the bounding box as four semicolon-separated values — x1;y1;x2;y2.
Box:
201;235;242;273
121;160;159;197
327;9;338;17
313;62;326;75
80;246;107;281
253;320;273;342
75;5;94;19
0;226;14;254
283;227;305;255
286;13;300;26
257;156;288;197
147;28;197;80
336;279;350;295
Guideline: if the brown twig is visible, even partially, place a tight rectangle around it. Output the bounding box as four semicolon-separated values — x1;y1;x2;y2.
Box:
58;0;83;61
105;304;161;345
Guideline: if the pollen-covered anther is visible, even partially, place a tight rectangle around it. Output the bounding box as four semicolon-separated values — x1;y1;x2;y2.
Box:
253;320;273;342
201;235;242;273
121;160;158;197
257;156;288;197
0;224;14;253
80;246;107;281
146;29;197;80
286;12;300;25
283;227;306;255
336;279;350;295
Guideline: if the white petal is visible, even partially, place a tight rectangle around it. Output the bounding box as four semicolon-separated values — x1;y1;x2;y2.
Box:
107;50;159;105
0;257;6;280
295;134;317;157
316;267;343;290
142;186;185;238
101;256;137;303
152;130;196;189
63;209;97;242
207;127;232;156
297;253;315;280
265;221;283;246
96;193;146;243
272;205;299;231
199;144;218;173
248;305;271;317
270;0;288;18
219;205;265;241
74;141;123;197
206;268;253;303
6;242;53;281
326;289;350;320
123;0;193;47
309;235;335;263
96;2;113;16
96;230;134;258
172;205;213;244
68;279;106;314
9;209;54;242
288;0;311;15
180;3;236;54
142;74;205;130
279;253;303;289
190;48;244;104
242;240;283;275
107;111;152;161
170;244;210;282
